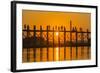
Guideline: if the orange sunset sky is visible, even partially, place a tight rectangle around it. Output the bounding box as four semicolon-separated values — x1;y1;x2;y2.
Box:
22;10;91;31
22;10;91;62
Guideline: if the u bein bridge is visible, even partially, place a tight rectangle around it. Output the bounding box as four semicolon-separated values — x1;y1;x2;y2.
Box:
22;21;91;62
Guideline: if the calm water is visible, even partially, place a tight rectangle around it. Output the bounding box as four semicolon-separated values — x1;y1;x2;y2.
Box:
22;47;91;63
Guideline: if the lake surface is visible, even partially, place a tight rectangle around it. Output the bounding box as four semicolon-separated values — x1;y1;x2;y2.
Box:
22;47;91;63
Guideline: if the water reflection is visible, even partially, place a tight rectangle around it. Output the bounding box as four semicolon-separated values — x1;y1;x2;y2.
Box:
22;47;91;63
56;47;59;61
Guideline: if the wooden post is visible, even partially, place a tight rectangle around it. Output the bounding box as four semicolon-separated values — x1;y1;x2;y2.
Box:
53;27;54;61
33;25;36;62
47;26;49;61
26;25;30;62
75;27;78;59
80;28;84;59
87;29;90;59
40;26;43;61
64;27;66;60
70;21;72;60
22;24;26;62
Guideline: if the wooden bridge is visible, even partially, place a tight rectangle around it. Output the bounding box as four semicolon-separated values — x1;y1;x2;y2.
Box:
22;21;91;62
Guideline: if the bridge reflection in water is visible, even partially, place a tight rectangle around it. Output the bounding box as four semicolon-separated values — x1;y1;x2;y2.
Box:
22;47;91;62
